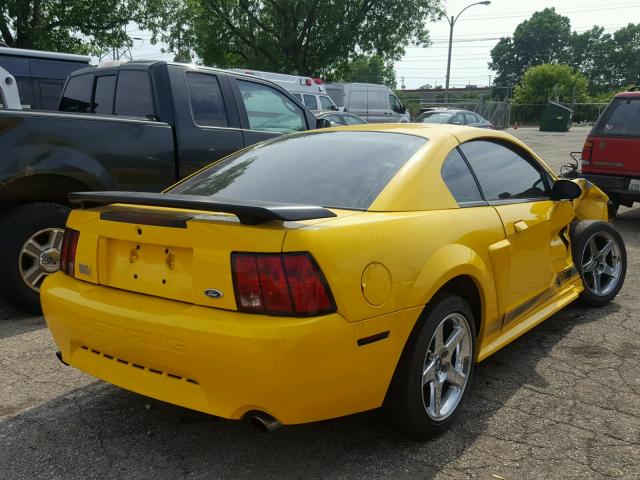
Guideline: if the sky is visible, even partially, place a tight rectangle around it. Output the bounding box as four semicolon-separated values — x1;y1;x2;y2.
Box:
122;0;640;89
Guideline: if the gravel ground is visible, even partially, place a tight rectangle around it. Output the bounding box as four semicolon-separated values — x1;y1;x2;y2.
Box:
1;126;638;479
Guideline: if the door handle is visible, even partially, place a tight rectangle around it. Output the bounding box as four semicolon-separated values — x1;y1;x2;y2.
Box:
514;220;528;233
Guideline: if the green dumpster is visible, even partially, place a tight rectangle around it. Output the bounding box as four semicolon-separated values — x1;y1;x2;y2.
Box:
539;102;573;132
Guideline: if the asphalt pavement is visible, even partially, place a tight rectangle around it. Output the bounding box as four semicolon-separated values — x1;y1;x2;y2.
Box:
1;127;638;479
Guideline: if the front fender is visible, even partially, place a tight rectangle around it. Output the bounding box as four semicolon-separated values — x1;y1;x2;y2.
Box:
572;178;609;222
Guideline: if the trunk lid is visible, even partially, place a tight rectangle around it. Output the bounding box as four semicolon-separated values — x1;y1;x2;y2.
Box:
69;204;358;311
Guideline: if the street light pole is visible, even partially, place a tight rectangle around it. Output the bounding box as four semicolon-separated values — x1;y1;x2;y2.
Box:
444;1;491;104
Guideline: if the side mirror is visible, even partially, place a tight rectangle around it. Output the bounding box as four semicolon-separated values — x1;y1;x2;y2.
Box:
550;179;582;201
316;118;332;129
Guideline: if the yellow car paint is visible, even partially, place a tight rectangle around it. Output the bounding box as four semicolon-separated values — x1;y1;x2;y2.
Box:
42;123;610;425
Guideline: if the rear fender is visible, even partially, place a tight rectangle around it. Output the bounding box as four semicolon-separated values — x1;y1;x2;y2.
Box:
409;243;499;341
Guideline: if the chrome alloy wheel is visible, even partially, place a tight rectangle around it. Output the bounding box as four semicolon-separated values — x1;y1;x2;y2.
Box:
581;231;623;297
19;228;65;292
421;312;473;421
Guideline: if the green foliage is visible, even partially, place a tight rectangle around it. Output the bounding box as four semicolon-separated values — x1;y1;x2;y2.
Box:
513;64;588;105
0;0;145;54
395;90;420;118
141;0;443;76
328;55;396;88
490;8;640;94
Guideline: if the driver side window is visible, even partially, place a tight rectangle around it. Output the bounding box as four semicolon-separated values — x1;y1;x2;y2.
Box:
237;80;306;133
459;140;550;202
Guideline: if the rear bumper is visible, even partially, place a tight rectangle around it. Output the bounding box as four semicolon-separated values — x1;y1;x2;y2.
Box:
41;273;419;424
579;173;640;203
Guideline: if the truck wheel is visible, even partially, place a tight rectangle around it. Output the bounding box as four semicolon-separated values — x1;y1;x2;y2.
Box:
0;203;70;313
572;220;626;307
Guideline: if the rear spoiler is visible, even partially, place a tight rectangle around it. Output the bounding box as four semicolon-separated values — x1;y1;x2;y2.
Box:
68;191;337;225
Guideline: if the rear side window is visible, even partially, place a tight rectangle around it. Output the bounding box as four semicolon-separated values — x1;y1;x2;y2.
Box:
38;82;63;110
303;94;318;110
186;72;228;127
114;71;155;119
442;148;483;203
170;131;426;210
464;113;477;124
600;98;640;136
460;140;549;201
319;95;334;110
237;80;306;133
92;75;116;114
60;74;93;112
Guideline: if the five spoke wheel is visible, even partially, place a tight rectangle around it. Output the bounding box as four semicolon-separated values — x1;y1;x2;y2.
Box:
580;231;622;297
421;312;472;421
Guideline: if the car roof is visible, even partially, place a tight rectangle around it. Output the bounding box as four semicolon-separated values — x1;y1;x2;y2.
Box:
614;91;640;98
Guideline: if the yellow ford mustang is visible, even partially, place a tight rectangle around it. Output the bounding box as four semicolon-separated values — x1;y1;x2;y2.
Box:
42;124;627;437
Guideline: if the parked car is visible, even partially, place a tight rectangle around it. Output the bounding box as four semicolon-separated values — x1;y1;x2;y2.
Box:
0;46;90;110
578;89;640;214
42;124;624;438
0;60;328;312
325;82;410;123
229;69;337;112
315;110;366;126
415;109;493;128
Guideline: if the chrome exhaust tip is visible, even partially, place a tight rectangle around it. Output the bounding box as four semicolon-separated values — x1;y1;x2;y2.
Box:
249;412;282;433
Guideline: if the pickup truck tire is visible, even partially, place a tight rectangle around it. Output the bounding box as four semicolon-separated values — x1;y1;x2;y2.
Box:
0;202;70;313
572;220;626;307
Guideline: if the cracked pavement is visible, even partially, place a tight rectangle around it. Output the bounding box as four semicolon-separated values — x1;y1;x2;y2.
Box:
1;127;638;479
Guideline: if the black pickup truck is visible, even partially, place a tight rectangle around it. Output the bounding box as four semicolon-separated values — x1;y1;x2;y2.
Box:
0;60;327;311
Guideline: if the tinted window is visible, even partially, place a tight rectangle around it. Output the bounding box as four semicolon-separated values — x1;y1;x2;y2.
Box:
416;112;453;124
441;149;483;203
114;70;155;119
368;90;388;109
92;75;115;114
238;80;306;133
389;95;404;114
319;95;334;110
464;113;477;124
60;74;93;112
170;131;426;210
325;114;345;125
601;98;640;136
38;81;63;110
186;72;228;127
349;90;367;110
303;94;318;110
451;114;464;125
460;140;549;201
344;114;366;125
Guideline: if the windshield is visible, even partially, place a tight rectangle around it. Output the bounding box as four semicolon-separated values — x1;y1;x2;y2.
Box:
170;131;427;210
416;112;453;124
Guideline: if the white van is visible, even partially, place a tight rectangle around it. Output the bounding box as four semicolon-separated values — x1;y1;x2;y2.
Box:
325;83;410;123
229;69;337;112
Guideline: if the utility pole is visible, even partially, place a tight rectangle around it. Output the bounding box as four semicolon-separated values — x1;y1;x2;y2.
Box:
444;1;491;103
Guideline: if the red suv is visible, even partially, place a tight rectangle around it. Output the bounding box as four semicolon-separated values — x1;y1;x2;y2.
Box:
579;90;640;214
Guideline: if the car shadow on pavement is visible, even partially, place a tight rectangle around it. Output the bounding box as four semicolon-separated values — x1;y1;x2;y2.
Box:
0;315;46;340
0;300;622;480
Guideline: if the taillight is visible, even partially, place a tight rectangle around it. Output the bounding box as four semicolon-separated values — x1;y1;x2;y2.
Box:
60;228;80;276
581;140;593;167
231;252;336;316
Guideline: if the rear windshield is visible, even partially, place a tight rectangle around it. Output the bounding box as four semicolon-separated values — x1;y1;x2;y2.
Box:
170;131;426;210
416;112;453;124
600;97;640;136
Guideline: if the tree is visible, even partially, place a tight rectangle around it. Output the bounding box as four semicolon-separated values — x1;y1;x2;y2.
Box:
0;0;145;54
328;55;396;88
141;0;442;76
608;23;640;88
489;8;572;87
513;64;588;105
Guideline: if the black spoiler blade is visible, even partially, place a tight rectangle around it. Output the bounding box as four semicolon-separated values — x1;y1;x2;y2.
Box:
68;191;337;225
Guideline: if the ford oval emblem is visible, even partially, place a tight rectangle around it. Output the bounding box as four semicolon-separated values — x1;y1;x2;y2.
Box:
204;289;224;299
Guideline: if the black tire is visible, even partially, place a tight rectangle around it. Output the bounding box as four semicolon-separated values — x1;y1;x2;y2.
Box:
387;293;476;438
0;202;70;313
571;220;626;307
607;201;619;221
